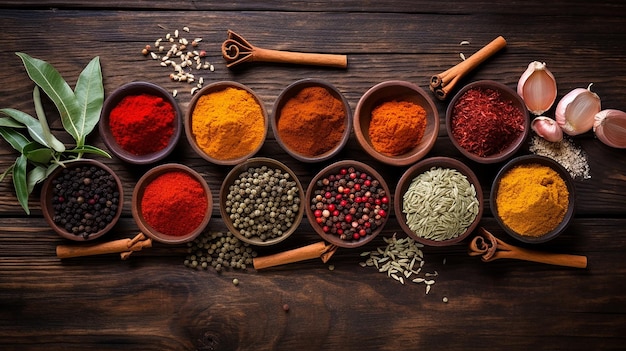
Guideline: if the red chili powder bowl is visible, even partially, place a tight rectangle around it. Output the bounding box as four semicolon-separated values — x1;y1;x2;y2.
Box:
446;80;529;164
132;164;212;244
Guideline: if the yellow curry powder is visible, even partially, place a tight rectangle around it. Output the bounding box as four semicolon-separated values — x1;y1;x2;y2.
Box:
495;163;569;237
191;87;265;160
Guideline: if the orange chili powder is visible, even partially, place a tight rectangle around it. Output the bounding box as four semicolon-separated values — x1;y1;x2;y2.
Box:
368;100;427;156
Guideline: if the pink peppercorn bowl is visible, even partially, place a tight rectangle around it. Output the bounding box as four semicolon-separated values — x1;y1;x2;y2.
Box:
132;163;212;245
446;80;530;164
394;156;483;247
353;80;439;166
305;160;392;249
271;78;352;163
99;81;183;165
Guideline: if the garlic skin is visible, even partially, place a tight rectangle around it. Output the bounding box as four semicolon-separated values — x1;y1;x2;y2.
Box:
517;61;557;115
531;116;563;142
593;109;626;149
555;84;601;136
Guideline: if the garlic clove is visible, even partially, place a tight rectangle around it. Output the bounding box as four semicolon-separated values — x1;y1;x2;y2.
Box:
517;61;557;115
555;83;601;136
531;116;563;142
593;109;626;149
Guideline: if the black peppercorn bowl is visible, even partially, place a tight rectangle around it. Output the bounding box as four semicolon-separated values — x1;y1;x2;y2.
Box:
40;159;124;241
305;160;392;249
99;81;183;165
354;80;439;166
394;157;483;247
220;157;305;246
446;80;530;164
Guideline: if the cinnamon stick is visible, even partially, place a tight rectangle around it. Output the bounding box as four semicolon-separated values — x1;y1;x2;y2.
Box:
56;233;152;259
253;241;335;270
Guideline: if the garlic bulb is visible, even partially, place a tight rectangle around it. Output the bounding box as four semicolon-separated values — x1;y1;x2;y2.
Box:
531;116;563;142
517;61;557;115
555;83;601;136
593;109;626;149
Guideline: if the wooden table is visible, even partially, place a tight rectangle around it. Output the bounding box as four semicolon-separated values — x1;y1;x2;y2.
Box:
1;1;625;350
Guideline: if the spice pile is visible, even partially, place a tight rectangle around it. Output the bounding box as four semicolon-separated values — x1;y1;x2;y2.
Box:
529;135;591;180
185;231;257;272
368;100;427;156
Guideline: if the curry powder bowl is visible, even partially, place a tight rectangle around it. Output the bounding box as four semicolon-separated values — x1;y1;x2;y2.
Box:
271;78;352;163
354;80;439;166
99;81;182;165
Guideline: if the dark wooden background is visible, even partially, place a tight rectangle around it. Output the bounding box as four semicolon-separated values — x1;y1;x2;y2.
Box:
1;1;625;350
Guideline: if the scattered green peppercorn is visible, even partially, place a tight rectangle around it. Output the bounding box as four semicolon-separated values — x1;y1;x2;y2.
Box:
184;231;257;273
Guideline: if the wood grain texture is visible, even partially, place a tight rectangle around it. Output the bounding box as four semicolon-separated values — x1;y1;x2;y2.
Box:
1;2;625;350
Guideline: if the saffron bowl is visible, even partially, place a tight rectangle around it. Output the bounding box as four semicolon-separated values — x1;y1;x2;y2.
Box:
219;157;304;246
271;78;352;163
40;159;124;242
490;155;576;244
132;163;213;245
353;80;439;166
446;80;530;164
305;160;391;249
185;81;269;166
99;81;183;165
394;157;483;247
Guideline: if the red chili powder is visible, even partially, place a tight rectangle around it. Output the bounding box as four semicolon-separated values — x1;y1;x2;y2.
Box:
109;94;175;155
450;87;525;157
141;171;207;236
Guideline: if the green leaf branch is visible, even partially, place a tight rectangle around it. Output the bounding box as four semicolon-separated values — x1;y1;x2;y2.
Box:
0;53;110;214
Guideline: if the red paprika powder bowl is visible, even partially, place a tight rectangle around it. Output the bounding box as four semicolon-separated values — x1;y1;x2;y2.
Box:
354;80;439;166
132;163;213;244
305;160;391;249
40;159;124;242
99;81;183;165
446;80;530;164
271;78;352;163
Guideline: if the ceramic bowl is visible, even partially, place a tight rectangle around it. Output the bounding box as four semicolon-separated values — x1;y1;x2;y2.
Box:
219;157;304;246
185;81;268;166
490;155;575;244
271;78;352;163
394;157;483;246
99;81;182;165
132;163;212;244
446;80;530;164
353;80;439;166
40;159;124;241
305;160;391;249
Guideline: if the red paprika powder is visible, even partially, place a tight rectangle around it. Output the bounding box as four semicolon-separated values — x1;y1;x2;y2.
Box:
141;171;207;236
109;94;175;155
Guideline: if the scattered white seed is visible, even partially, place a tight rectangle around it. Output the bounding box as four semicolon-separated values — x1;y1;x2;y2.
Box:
183;26;190;32
209;64;215;72
460;52;466;61
460;40;470;45
174;29;179;38
442;296;449;303
232;278;239;286
172;89;177;97
165;33;171;40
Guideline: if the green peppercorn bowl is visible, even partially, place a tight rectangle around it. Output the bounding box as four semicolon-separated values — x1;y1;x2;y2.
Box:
446;80;530;164
40;159;124;242
394;157;483;247
132;163;213;245
271;78;352;163
219;157;305;246
305;160;392;249
353;80;439;166
99;81;183;165
490;155;576;244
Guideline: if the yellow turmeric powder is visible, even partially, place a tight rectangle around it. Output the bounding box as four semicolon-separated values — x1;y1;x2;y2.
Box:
191;87;265;160
495;163;569;237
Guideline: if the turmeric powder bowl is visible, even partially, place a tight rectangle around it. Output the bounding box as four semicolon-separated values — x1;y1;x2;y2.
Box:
490;155;576;244
185;81;268;166
271;78;352;163
354;80;439;166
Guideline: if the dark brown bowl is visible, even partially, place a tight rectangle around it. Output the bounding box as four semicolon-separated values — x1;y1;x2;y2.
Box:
446;80;530;164
132;163;212;244
185;81;268;166
394;157;483;246
490;155;575;244
271;78;352;163
219;157;304;246
305;160;391;249
354;80;439;166
41;159;124;241
99;81;182;165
